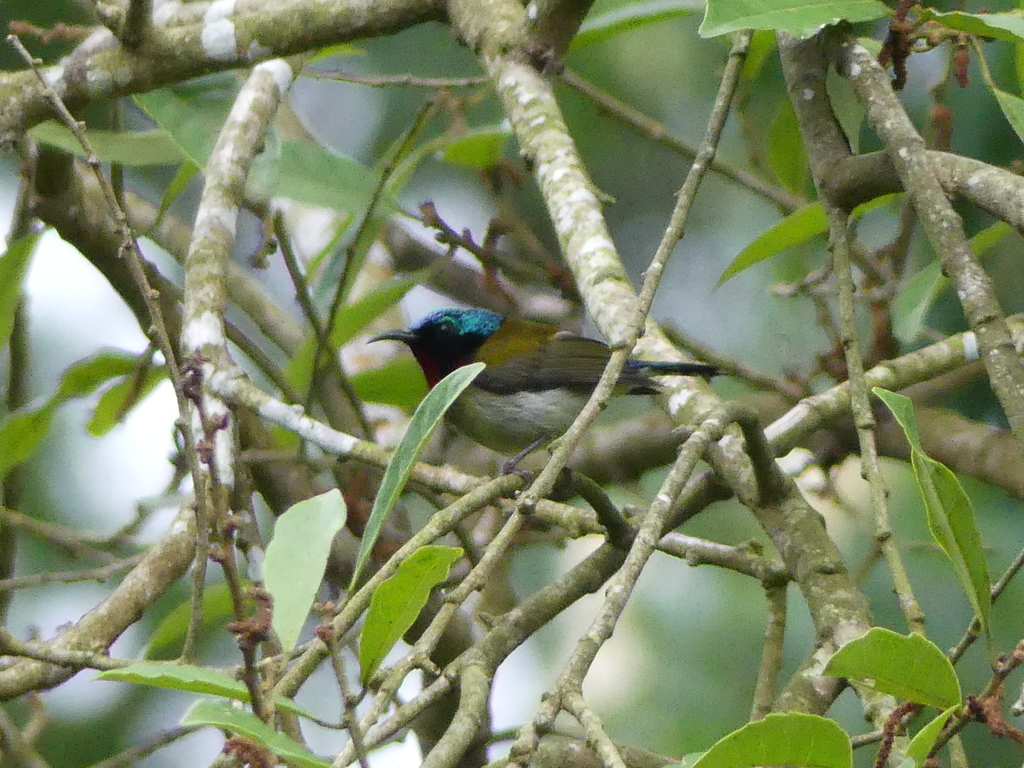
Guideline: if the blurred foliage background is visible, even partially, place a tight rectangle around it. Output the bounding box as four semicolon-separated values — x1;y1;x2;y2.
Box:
2;0;1024;766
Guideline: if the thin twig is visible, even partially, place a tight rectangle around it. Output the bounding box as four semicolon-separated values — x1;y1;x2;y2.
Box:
827;204;925;633
0;554;144;593
306;70;490;88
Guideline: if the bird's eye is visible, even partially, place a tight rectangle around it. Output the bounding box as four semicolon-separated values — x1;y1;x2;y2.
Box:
437;320;456;336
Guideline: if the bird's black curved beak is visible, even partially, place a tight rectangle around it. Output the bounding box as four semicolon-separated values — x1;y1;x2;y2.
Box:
368;329;417;345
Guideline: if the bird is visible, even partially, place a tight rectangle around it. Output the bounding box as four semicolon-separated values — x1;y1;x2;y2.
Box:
370;307;718;469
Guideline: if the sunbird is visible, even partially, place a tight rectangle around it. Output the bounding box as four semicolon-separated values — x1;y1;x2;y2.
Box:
371;307;718;467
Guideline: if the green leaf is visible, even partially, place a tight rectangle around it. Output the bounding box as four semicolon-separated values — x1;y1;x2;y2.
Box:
97;661;314;718
718;193;899;286
718;202;826;285
439;128;511;169
272;140;392;214
28;121;185;166
286;273;423;393
824;628;961;709
151;162;200;231
0;232;39;352
767;99;809;196
145;582;241;660
350;357;429;410
134;88;229;168
349;363;484;589
308;43;366;63
0;350;140;481
906;706;957;766
873;388;992;644
992;88;1024;147
87;365;167;437
571;0;701;49
359;545;463;684
917;9;1024;44
264;490;347;652
893;222;1011;344
740;29;778;82
700;0;890;38
688;712;851;768
181;699;330;768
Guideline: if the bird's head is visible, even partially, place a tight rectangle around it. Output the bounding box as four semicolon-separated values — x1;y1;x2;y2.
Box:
370;308;502;387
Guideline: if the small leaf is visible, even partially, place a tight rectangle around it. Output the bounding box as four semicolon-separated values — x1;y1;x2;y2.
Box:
286;273;423;393
151;162;200;230
740;30;778;82
439;128;511;169
874;389;992;643
687;712;851;768
349;363;484;589
992;88;1024;146
0;350;140;481
906;706;957;766
718;202;826;285
917;9;1024;44
145;582;241;659
893;222;1011;344
0;232;39;351
29;122;185;166
767;99;809;196
98;661;314;718
700;0;890;38
272;140;391;214
359;545;463;684
350;357;429;410
718;194;900;286
181;699;330;768
134;88;229;167
87;365;167;437
571;0;701;49
824;628;961;709
264;490;347;651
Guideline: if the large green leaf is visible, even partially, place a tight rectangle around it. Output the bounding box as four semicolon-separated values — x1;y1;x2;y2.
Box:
873;389;991;643
359;545;463;684
824;628;961;709
134;88;228;167
349;363;484;589
700;0;890;38
29;121;185;166
263;489;347;651
571;0;701;48
98;661;314;718
0;232;39;352
687;712;851;768
181;699;330;768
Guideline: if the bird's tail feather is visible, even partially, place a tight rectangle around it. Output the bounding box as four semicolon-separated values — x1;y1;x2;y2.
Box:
629;360;719;378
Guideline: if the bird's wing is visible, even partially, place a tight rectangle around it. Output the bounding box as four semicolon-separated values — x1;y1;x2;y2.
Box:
476;327;654;394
